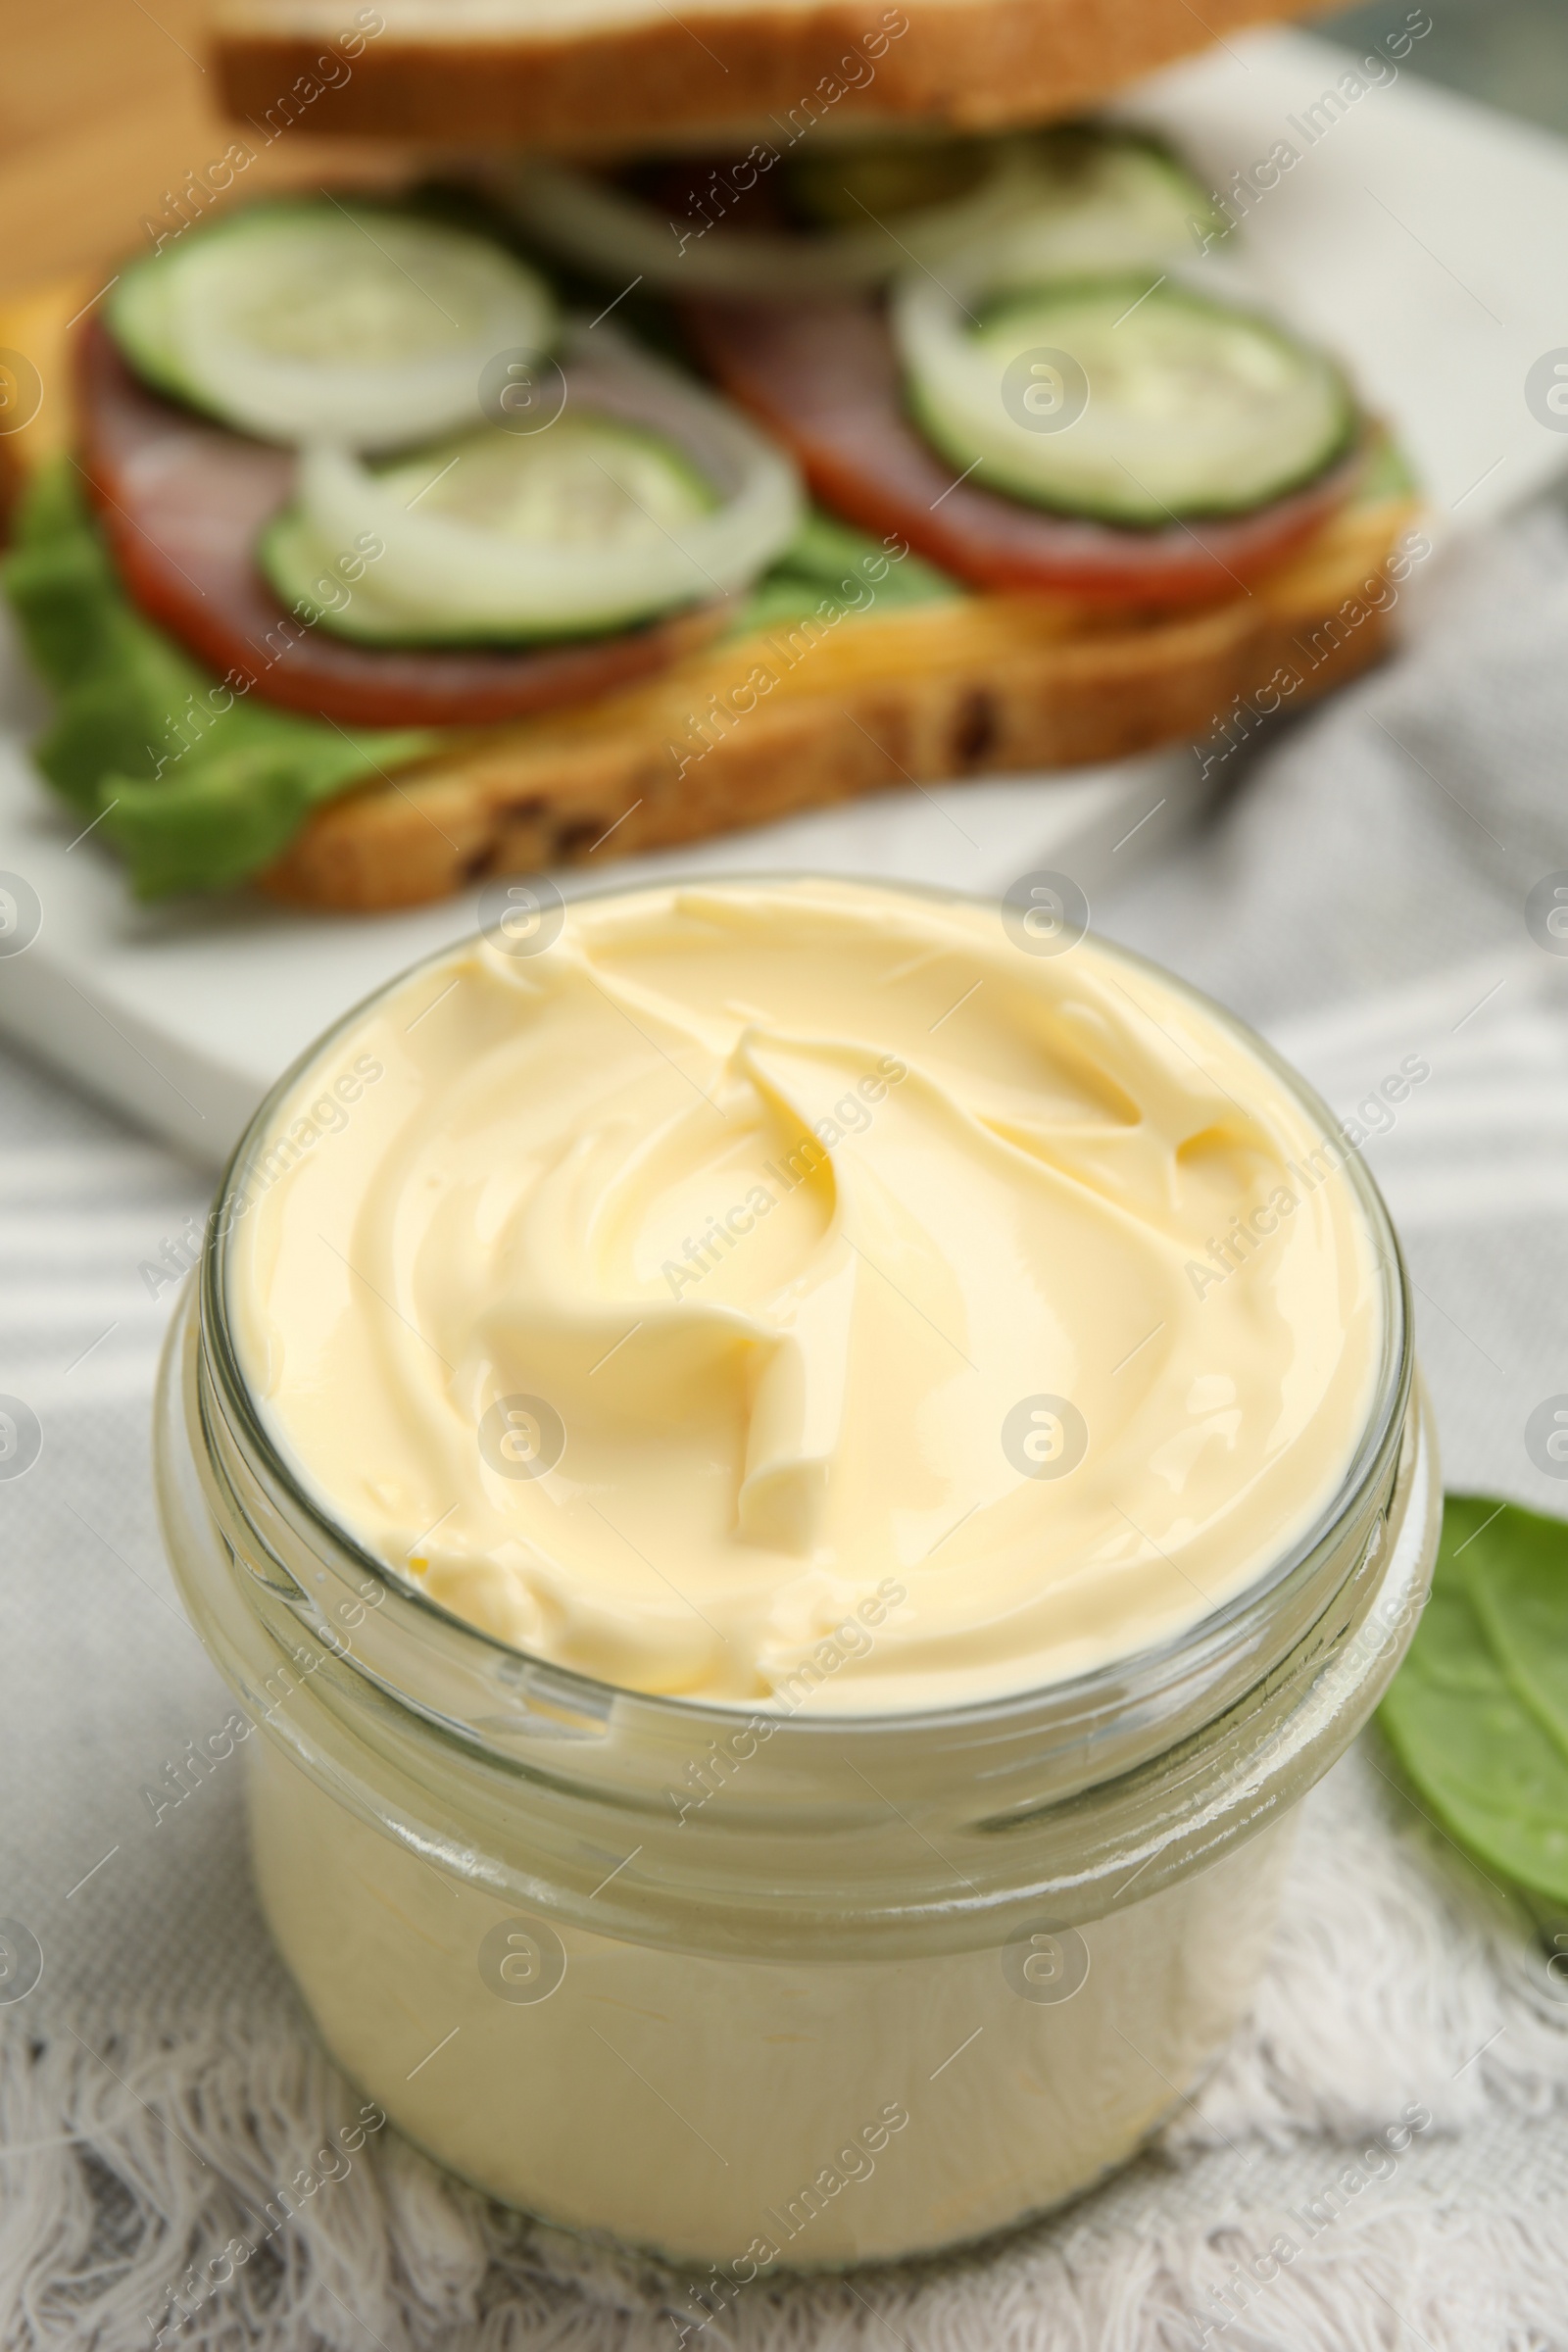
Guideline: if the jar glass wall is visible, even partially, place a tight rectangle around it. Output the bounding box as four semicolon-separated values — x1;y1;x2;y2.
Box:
154;906;1441;2271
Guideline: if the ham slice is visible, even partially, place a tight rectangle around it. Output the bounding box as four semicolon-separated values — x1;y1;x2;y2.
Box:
684;293;1359;607
74;319;722;731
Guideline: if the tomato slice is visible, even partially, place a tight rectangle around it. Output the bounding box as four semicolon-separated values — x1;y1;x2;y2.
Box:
684;293;1361;607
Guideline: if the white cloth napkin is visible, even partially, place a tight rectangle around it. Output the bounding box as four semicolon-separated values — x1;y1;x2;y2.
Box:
4;506;1568;2350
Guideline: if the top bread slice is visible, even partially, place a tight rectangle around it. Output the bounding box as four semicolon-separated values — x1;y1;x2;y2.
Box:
211;0;1326;152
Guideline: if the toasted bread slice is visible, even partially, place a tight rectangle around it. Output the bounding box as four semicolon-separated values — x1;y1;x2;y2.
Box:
262;485;1418;909
211;0;1326;153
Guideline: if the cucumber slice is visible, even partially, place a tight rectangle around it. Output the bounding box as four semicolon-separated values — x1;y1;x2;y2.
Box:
976;129;1223;286
107;200;557;451
897;272;1353;524
783;135;994;228
264;413;717;644
271;355;802;642
108;251;186;403
259;511;454;644
500;125;1215;299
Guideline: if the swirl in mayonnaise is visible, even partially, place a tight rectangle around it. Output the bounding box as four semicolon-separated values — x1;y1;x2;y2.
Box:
227;877;1381;1711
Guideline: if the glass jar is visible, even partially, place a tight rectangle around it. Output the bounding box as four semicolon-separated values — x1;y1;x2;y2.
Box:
153;915;1440;2275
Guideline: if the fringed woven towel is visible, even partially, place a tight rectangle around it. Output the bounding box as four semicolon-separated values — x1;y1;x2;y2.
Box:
5;501;1568;2349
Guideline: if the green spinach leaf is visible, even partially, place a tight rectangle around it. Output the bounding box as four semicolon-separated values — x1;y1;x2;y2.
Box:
1379;1493;1568;1901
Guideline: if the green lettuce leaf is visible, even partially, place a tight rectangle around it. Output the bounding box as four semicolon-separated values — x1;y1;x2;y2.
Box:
0;462;439;898
1;465;957;899
730;510;958;638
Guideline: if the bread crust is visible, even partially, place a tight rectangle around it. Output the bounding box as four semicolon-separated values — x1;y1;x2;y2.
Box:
260;490;1418;911
213;0;1324;152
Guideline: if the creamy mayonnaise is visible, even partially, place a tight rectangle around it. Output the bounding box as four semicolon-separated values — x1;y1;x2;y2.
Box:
248;1734;1296;2268
227;877;1381;1710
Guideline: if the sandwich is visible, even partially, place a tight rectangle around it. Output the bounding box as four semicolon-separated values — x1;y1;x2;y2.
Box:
0;112;1420;912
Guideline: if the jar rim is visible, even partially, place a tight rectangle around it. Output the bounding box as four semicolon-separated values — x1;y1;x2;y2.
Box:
199;867;1412;1744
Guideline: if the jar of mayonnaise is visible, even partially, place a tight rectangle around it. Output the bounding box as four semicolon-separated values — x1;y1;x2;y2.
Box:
155;876;1438;2270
